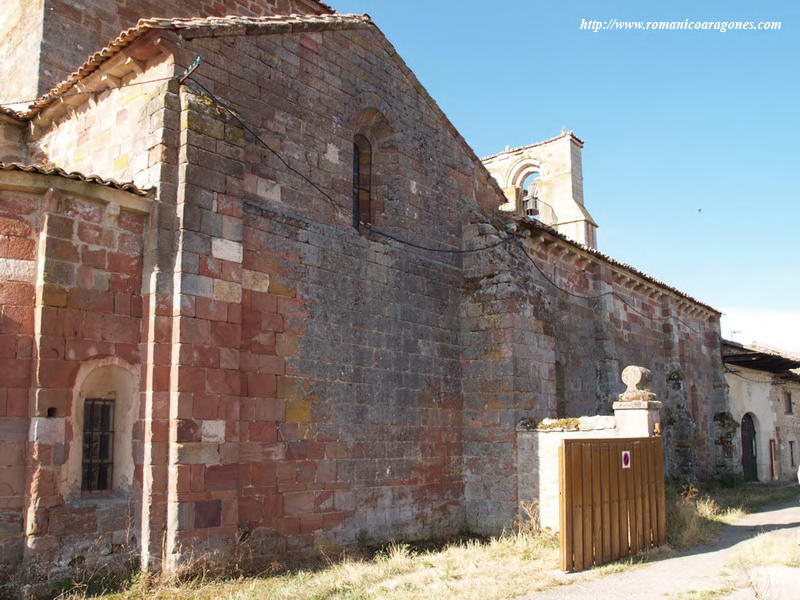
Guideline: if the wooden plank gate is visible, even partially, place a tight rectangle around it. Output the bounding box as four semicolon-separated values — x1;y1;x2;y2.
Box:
559;437;666;572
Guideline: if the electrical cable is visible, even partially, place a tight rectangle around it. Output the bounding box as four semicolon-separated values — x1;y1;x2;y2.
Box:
169;71;708;334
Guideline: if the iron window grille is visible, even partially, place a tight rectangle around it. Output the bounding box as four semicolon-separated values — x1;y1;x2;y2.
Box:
82;397;114;492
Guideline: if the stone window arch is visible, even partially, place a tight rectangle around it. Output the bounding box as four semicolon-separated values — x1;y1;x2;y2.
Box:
351;107;395;230
64;357;139;499
353;134;372;228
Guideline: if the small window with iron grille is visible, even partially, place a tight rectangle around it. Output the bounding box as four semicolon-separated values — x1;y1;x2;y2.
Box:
785;391;794;415
82;398;114;492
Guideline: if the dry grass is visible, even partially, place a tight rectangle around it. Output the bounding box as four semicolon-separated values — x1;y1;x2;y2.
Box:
667;482;798;548
729;529;800;571
58;483;797;600
72;529;564;600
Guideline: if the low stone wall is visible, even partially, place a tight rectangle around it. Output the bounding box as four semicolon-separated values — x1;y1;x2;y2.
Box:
517;416;616;531
517;366;663;531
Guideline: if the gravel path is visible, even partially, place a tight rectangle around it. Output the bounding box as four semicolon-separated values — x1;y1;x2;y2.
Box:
521;497;800;600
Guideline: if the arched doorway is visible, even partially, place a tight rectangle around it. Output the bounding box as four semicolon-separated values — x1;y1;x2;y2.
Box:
741;413;757;481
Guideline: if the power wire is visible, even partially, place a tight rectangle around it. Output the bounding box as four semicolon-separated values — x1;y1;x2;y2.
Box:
185;76;520;255
186;73;707;334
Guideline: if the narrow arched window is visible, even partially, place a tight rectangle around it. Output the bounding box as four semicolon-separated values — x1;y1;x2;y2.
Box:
353;134;372;228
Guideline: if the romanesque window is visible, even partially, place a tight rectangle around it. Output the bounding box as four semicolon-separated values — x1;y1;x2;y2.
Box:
353;134;372;228
82;397;115;491
785;391;794;415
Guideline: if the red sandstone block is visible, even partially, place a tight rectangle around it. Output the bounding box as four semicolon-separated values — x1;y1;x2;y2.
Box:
6;393;26;418
245;373;276;398
283;491;315;515
176;419;201;443
206;369;240;395
0;466;26;497
206;464;240;491
114;342;139;365
38;359;77;388
249;291;277;313
0;359;31;388
114;293;131;316
46;238;80;262
210;322;240;348
300;514;324;534
0;216;31;237
80;246;106;269
63;197;103;224
77;222;115;247
118;233;143;255
194;499;222;529
227;303;241;324
262;312;284;333
84;313;140;344
67;289;114;313
0;282;34;306
250;462;277;487
118;210;146;234
153;365;170;392
248;421;277;442
0;236;36;260
38;336;65;360
179;318;210;344
154;316;171;343
0;335;15;358
108;252;141;274
192;393;221;420
177;367;206;392
46;215;73;239
196;298;228;322
1;305;34;334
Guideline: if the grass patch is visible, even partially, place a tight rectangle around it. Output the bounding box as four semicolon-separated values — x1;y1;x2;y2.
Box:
664;584;738;600
667;481;799;548
729;530;800;570
59;482;797;600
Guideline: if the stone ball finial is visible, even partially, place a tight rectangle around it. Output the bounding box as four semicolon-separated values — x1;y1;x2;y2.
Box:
617;365;656;404
621;365;651;393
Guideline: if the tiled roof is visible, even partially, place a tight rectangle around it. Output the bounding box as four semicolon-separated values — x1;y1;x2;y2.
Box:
14;14;372;118
517;217;720;314
0;106;24;121
0;162;149;196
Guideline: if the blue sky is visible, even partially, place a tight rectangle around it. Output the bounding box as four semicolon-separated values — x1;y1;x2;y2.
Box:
335;0;800;351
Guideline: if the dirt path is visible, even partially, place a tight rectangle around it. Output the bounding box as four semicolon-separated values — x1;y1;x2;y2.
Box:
522;499;800;600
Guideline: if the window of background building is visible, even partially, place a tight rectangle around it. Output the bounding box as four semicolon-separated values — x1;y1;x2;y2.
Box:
785;391;794;415
790;440;796;467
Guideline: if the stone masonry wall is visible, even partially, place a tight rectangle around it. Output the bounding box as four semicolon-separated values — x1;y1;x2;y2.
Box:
0;177;149;595
0;0;45;107
8;11;729;588
460;223;725;532
4;0;331;108
159;22;502;567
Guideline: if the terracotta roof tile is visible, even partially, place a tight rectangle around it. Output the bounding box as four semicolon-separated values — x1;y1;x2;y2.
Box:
0;106;24;121
516;217;720;314
12;14;371;118
0;162;150;196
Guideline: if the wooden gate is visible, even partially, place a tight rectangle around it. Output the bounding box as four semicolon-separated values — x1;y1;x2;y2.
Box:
559;437;666;571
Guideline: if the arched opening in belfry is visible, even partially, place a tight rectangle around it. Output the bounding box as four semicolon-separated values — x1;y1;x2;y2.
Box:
519;171;540;216
516;170;555;225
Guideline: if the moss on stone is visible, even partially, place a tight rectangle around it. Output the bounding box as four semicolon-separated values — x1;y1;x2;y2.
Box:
519;417;580;431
